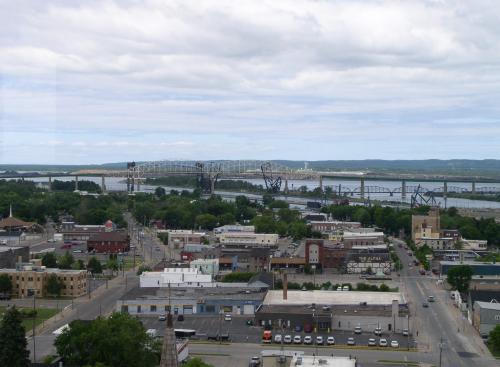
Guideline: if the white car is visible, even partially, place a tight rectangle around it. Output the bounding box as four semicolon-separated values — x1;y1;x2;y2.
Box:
316;336;324;345
303;336;312;344
347;337;355;345
354;326;362;334
293;335;302;344
374;327;382;336
391;340;399;348
274;334;282;343
224;314;232;321
284;335;292;344
72;249;83;253
368;338;376;346
379;338;388;347
402;328;409;336
327;336;335;345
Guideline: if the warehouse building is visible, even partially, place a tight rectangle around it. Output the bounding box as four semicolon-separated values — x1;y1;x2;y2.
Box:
117;284;267;316
440;261;500;276
255;284;408;333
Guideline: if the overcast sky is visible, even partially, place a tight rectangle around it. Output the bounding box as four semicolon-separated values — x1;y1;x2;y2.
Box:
1;0;500;164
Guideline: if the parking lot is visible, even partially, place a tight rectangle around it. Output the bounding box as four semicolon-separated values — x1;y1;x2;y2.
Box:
138;314;415;349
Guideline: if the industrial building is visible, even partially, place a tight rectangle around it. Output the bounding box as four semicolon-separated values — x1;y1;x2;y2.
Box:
255;285;408;333
309;221;361;234
472;301;500;336
117;283;268;316
163;230;206;249
214;224;255;234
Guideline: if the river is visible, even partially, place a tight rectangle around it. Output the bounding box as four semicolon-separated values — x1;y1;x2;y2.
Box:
16;176;500;209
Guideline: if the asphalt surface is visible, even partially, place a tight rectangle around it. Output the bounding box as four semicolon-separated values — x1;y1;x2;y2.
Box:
392;238;498;367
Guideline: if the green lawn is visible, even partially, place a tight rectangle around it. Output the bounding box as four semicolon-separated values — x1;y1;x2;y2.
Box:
0;306;59;330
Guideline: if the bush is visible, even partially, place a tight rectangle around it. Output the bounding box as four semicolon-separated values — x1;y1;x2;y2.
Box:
221;272;256;283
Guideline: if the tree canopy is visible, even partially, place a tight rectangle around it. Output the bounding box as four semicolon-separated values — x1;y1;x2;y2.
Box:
446;265;474;294
55;313;160;367
489;324;500;357
0;274;13;294
46;273;64;297
0;307;30;367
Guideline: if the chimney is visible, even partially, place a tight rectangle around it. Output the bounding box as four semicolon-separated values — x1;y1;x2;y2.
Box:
283;273;288;300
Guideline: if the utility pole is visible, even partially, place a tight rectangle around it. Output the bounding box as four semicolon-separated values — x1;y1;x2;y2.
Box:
31;290;36;363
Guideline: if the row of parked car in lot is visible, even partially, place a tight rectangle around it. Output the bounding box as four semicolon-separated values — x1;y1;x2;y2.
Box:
272;334;401;348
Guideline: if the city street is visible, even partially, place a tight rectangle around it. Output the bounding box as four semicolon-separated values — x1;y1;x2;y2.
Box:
392;238;498;367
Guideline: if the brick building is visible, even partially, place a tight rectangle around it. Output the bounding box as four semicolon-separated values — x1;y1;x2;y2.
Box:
87;231;130;254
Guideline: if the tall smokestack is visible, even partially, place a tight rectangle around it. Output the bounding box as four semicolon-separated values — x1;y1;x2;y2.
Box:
283;273;288;300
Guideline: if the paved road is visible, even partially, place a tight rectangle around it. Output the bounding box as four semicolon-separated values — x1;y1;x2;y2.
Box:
392;238;497;367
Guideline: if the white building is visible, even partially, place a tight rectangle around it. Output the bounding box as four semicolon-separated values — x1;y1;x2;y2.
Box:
290;355;356;367
217;232;279;246
416;237;455;250
190;258;219;276
462;238;488;251
214;225;255;234
140;268;214;288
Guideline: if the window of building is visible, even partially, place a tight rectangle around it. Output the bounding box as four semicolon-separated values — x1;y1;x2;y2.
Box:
150;305;157;312
205;305;215;313
495;315;500;321
121;305;129;313
137;305;141;313
164;305;171;312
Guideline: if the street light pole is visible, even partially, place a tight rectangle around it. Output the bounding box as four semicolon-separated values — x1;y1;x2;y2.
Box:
439;336;443;367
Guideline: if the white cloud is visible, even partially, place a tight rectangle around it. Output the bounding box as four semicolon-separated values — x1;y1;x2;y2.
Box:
1;0;500;163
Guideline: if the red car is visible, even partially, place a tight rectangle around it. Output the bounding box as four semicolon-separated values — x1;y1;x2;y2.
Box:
61;243;72;249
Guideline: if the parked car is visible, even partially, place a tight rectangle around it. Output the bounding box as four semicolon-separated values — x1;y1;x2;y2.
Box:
402;329;409;336
422;302;429;308
342;286;350;291
316;336;324;345
224;314;232;321
158;314;166;321
304;336;312;345
368;338;376;346
336;286;342;291
274;334;282;343
304;324;313;333
284;335;292;344
391;340;399;348
379;338;388;347
0;293;11;300
72;249;83;253
246;319;253;326
326;336;335;345
428;295;435;302
354;326;362;334
177;314;184;321
207;333;218;341
293;335;302;344
249;356;261;367
374;327;382;336
347;337;355;346
294;325;303;332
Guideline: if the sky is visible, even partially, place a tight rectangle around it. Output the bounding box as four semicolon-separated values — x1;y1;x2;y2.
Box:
1;0;500;164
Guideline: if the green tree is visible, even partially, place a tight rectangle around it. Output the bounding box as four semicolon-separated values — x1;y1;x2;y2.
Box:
41;252;58;268
87;257;103;275
136;265;152;276
154;186;166;198
55;313;160;367
195;213;218;230
489;324;500;356
0;273;12;295
58;251;75;269
107;258;119;275
262;193;274;206
447;265;474;294
46;273;64;297
0;307;30;367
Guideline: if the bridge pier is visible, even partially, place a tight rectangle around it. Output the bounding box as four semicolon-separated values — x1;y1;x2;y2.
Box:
136;179;141;192
48;176;52;192
75;175;79;191
472;181;476;194
319;175;323;191
401;180;406;199
360;177;365;199
284;178;289;194
101;175;106;193
443;181;448;199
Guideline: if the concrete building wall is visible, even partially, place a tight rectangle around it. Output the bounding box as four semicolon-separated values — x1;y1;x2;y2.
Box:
0;246;29;268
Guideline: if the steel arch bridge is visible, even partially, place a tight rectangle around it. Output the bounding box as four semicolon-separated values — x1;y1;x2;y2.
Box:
126;160;293;193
